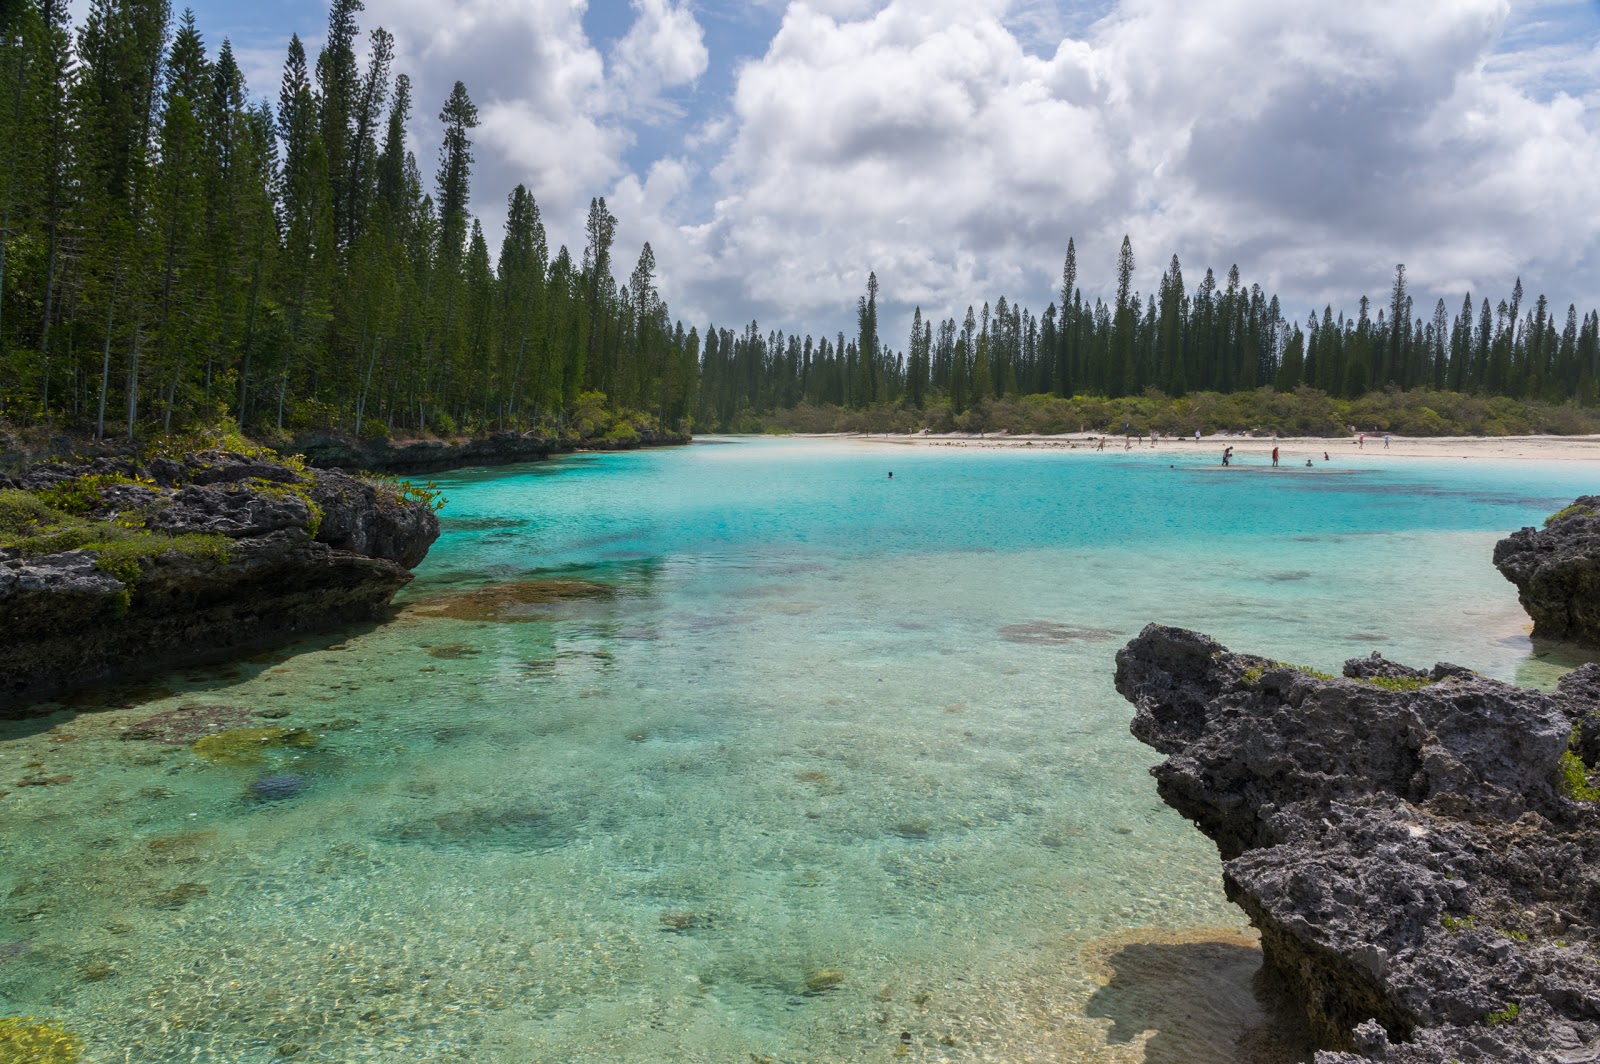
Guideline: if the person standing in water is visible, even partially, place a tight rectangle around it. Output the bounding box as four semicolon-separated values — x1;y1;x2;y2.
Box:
1271;445;1280;468
1222;446;1232;467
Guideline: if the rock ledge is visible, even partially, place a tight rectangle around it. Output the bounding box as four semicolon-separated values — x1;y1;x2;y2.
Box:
1115;624;1600;1063
0;451;439;710
1494;496;1600;648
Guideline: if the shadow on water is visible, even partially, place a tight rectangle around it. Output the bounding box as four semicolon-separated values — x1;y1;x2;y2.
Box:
1084;939;1316;1064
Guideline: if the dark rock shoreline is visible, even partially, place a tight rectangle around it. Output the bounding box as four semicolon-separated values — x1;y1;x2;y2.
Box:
0;451;439;712
1495;497;1600;648
1115;624;1600;1063
289;427;692;475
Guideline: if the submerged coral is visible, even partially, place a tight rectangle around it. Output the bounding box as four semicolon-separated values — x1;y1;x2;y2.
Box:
249;774;306;801
191;727;315;765
122;703;255;744
998;621;1117;645
0;1017;83;1064
405;580;615;622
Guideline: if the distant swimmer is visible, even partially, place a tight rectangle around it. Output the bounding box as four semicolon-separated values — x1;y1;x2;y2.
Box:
887;472;893;479
1305;459;1313;467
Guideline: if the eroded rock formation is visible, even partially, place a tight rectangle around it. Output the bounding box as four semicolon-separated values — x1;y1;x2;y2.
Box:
1114;624;1600;1063
291;427;691;475
0;450;439;710
1495;497;1600;647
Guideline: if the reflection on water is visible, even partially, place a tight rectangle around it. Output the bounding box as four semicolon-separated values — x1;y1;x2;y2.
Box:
0;440;1595;1061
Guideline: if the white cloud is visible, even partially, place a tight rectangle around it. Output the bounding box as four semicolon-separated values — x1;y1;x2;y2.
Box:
611;0;710;115
358;0;709;258
315;0;1600;340
645;0;1600;341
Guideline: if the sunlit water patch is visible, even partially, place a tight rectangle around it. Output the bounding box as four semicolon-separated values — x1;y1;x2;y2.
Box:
0;439;1594;1062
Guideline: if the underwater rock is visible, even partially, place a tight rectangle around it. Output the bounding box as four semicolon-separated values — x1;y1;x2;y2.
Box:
149;882;209;909
404;580;615;623
803;968;846;995
1114;624;1600;1063
998;621;1116;645
0;1016;84;1064
1494;496;1600;647
0;450;440;711
249;774;306;801
386;801;579;853
122;703;256;743
191;727;314;765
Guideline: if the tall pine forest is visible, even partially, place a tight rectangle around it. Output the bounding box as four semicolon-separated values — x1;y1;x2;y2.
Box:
0;0;1596;444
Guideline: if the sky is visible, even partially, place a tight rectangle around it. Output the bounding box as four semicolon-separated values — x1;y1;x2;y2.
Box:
136;0;1600;345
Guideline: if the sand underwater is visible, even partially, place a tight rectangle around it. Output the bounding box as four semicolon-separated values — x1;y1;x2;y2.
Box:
1;437;1595;1063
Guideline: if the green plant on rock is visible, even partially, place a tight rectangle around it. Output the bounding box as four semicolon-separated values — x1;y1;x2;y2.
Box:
1544;504;1594;528
1362;675;1434;692
373;476;447;514
1557;749;1600;802
0;1016;84;1064
1441;913;1476;933
1496;928;1530;943
36;473;154;517
245;477;323;536
1241;660;1334;685
1485;1002;1521;1026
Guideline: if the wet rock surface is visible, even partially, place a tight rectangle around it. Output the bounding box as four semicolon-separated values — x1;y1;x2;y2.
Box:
1114;624;1600;1063
1495;497;1600;647
0;450;439;711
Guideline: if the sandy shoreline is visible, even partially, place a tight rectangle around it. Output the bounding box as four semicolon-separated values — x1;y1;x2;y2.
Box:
808;431;1600;463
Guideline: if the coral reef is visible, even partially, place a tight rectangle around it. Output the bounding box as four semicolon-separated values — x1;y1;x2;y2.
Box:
1115;624;1600;1063
1494;496;1600;647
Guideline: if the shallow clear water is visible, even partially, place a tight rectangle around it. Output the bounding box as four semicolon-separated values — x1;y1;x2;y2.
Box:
0;438;1594;1063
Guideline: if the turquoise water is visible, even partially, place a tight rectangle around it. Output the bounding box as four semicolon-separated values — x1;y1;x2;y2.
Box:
0;438;1594;1062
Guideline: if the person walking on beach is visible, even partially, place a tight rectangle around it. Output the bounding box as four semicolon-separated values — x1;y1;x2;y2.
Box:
1271;446;1279;468
1384;434;1390;449
1359;433;1365;448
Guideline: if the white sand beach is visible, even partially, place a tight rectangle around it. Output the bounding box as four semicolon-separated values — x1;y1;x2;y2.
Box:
839;431;1600;464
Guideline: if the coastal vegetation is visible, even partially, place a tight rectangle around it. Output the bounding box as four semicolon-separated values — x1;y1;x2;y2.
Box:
0;2;1597;445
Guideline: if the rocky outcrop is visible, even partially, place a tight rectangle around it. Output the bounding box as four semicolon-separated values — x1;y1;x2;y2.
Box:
1114;624;1600;1063
291;427;691;475
1495;497;1600;647
0;451;439;710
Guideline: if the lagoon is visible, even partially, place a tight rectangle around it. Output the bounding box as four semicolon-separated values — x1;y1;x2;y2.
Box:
0;438;1594;1062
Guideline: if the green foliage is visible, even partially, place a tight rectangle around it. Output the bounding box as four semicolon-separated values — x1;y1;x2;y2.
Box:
0;490;67;538
35;473;152;517
0;482;230;611
396;480;447;514
1240;660;1334;685
1496;928;1530;943
1545;504;1595;527
1441;913;1476;933
745;388;1600;438
1558;750;1600;802
1361;676;1434;692
1484;1002;1521;1026
372;477;447;514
